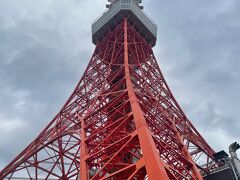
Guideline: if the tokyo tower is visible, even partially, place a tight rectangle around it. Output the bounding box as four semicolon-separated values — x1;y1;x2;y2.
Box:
0;0;219;179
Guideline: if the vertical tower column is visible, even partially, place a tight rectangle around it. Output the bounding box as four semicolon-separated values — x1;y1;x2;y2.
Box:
123;18;170;180
80;115;88;179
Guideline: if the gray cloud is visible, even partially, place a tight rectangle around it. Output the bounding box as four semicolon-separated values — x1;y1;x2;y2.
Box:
0;0;239;170
149;0;240;154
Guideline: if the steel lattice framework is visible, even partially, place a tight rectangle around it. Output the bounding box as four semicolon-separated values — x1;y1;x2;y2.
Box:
0;2;218;180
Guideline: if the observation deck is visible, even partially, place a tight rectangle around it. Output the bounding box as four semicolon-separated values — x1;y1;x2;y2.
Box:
92;0;158;47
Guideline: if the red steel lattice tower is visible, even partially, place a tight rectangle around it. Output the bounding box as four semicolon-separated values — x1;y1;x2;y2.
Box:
0;1;219;179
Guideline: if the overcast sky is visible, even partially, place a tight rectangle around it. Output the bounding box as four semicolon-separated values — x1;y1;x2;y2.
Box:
0;0;240;170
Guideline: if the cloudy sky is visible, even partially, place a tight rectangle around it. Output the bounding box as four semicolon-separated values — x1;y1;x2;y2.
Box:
0;0;239;170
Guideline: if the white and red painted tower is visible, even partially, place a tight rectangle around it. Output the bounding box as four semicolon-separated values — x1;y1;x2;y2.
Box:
0;1;219;179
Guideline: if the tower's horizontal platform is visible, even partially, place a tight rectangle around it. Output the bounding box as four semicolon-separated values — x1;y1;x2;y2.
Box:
92;0;157;47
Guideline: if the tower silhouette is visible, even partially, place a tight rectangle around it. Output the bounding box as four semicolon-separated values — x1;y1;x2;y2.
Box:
0;1;218;179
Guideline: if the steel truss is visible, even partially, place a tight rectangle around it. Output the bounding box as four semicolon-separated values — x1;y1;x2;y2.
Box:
0;18;217;180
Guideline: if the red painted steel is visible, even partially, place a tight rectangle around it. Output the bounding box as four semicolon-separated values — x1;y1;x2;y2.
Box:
0;17;218;179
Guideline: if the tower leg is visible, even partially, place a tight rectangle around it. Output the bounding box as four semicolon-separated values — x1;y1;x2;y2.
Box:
80;118;88;180
123;18;170;180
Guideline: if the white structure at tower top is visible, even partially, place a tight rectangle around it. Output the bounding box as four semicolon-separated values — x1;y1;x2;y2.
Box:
92;0;157;47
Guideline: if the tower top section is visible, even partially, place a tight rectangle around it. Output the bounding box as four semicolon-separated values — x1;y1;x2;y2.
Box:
92;0;157;47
